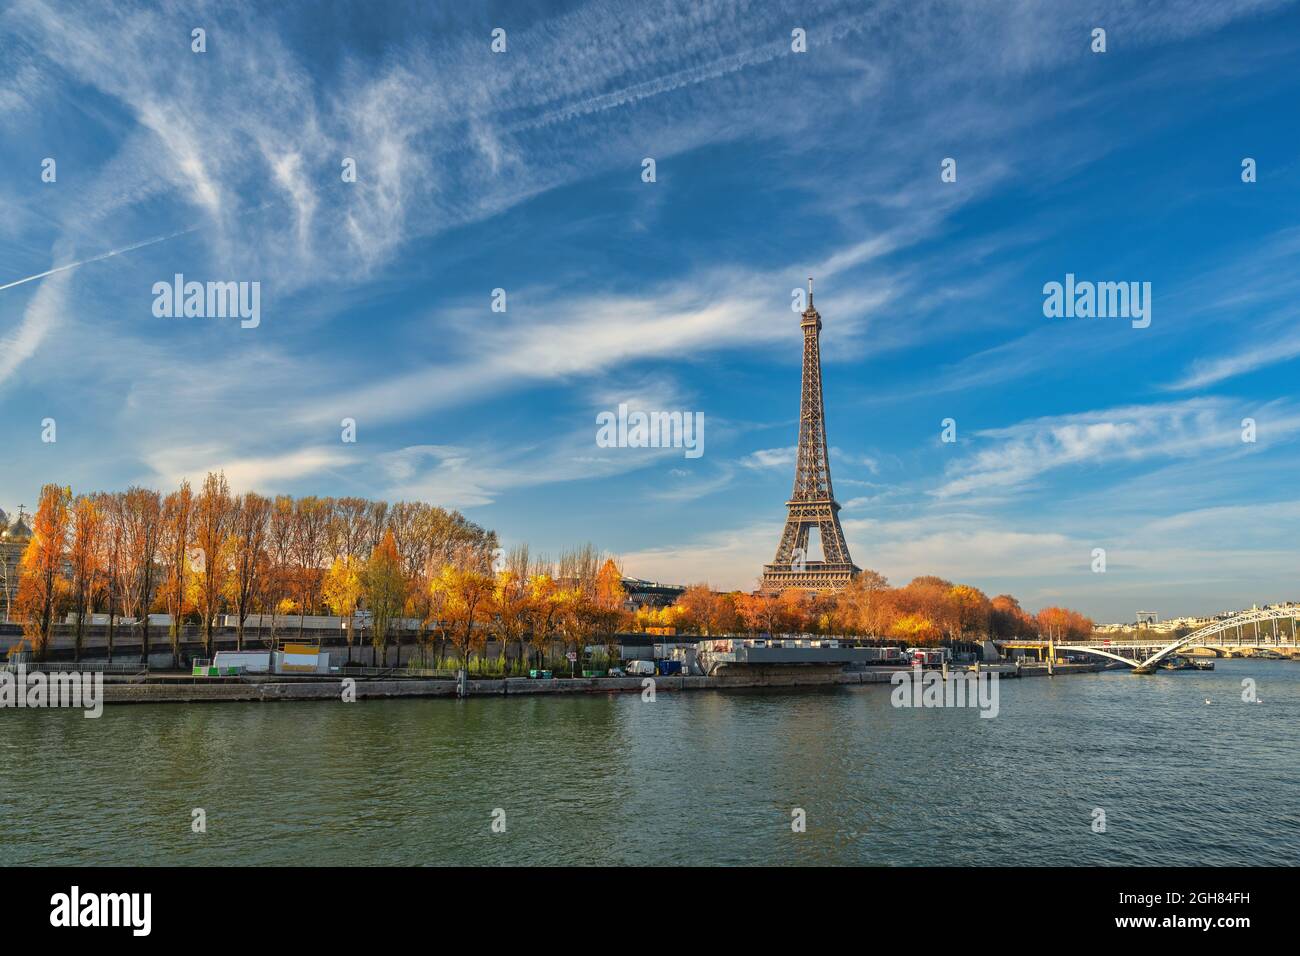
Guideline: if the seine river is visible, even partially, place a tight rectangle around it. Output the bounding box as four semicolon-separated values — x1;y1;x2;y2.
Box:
2;659;1297;866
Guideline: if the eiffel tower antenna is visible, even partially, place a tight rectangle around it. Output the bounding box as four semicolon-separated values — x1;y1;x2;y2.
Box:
760;277;860;592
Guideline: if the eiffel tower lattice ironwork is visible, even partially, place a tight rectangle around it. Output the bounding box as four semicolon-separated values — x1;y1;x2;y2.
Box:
761;278;860;592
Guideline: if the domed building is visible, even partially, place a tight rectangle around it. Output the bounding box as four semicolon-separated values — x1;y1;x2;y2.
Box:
1;506;31;622
3;509;31;542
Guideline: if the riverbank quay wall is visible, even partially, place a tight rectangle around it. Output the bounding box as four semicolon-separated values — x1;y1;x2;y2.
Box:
0;625;947;669
1;623;683;666
92;662;1106;705
1;624;500;668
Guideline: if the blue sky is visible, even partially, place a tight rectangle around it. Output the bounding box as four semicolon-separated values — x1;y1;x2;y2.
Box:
2;0;1300;621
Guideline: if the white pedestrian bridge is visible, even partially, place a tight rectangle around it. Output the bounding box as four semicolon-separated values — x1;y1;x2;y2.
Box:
1001;607;1300;674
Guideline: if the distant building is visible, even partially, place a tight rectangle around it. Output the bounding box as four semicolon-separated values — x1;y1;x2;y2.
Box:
1098;613;1225;635
0;506;32;621
621;577;686;611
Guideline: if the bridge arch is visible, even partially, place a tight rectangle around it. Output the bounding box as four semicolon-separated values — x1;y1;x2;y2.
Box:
1014;607;1299;673
1142;607;1299;669
1054;645;1143;668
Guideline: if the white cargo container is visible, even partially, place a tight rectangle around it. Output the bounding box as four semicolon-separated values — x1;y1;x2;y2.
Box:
212;651;272;673
209;648;331;675
276;644;332;674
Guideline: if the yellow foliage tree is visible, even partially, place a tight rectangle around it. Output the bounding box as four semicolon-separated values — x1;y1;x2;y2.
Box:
889;613;942;646
490;566;531;671
523;573;559;669
430;564;494;673
323;555;363;664
362;531;408;667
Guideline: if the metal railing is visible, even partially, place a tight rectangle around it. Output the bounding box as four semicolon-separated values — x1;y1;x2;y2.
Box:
0;660;146;674
336;665;457;679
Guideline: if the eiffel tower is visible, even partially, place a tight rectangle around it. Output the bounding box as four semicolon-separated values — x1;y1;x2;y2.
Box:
760;278;860;592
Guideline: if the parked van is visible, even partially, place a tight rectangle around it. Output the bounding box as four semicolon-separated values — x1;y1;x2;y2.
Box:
627;660;657;676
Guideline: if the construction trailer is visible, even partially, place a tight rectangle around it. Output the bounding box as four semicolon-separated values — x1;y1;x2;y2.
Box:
207;643;332;676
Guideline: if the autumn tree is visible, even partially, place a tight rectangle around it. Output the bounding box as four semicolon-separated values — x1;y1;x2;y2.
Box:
948;584;992;642
160;482;194;667
735;592;782;636
362;531;408;667
833;569;892;636
488;545;533;670
323;555;363;664
542;547;591;670
386;501;421;575
523;571;559;670
193;472;233;657
432;509;498;573
119;487;161;664
228;492;270;649
677;584;734;635
778;589;813;634
15;484;72;661
398;504;440;659
363;499;389;557
635;603;684;633
990;594;1034;640
712;591;742;635
292;495;332;636
432;564;494;674
67;495;105;662
93;492;126;660
1036;606;1094;643
890;613;942;646
552;586;591;676
266;495;295;647
591;557;628;661
806;590;838;635
330;496;370;560
897;577;957;642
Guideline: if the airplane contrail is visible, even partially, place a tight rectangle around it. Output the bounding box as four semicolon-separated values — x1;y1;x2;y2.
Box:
0;223;203;293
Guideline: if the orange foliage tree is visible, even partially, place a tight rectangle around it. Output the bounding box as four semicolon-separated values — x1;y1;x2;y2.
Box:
675;585;740;635
15;484;72;661
734;592;782;636
1036;606;1094;642
658;569;1092;651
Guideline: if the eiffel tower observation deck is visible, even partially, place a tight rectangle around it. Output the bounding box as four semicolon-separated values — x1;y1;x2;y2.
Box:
761;278;861;593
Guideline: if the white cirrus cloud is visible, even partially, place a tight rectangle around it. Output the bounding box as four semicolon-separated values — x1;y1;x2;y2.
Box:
740;447;797;469
933;398;1300;499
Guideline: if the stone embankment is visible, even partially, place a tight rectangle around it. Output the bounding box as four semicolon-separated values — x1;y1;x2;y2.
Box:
96;661;1104;704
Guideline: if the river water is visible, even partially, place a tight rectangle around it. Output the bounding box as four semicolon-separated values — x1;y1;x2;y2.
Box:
1;659;1297;865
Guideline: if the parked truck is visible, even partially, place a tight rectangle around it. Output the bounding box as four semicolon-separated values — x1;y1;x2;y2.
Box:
909;647;950;667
